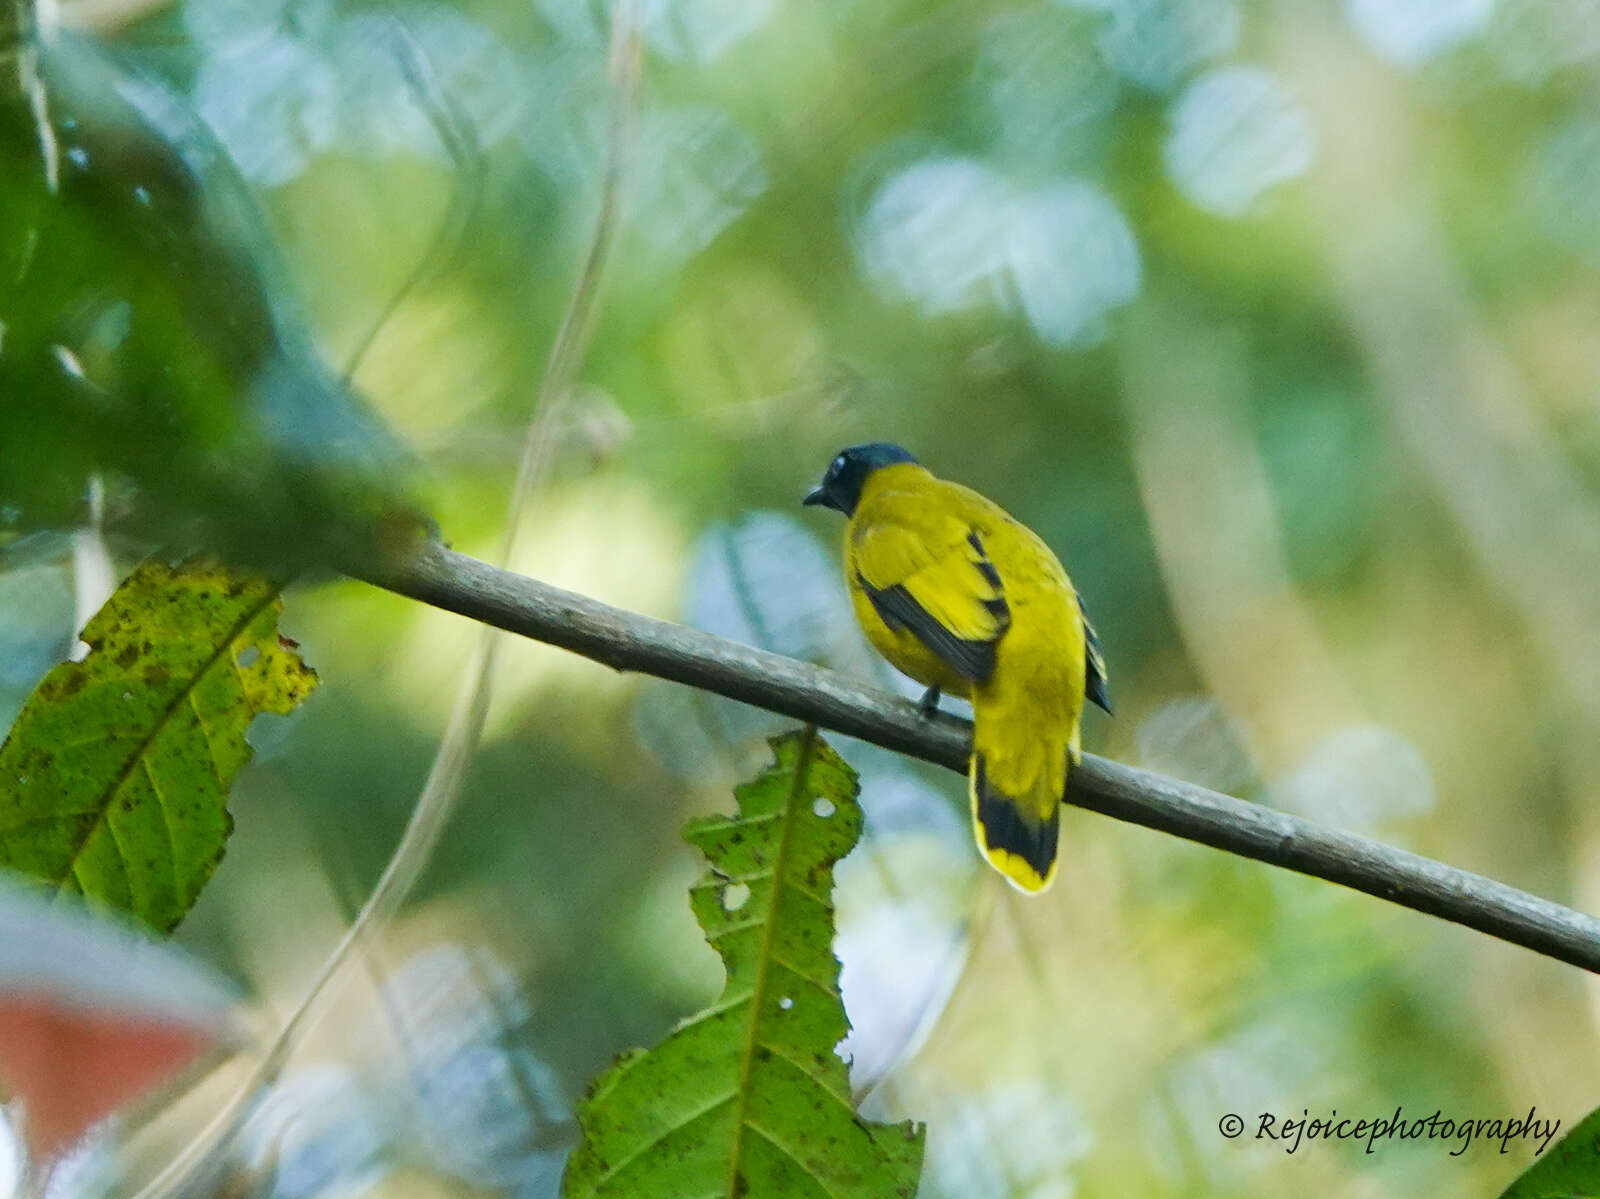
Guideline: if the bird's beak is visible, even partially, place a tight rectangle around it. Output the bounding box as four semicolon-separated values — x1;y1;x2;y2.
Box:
802;486;829;508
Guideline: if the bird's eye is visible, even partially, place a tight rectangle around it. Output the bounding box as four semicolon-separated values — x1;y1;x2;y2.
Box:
831;455;845;475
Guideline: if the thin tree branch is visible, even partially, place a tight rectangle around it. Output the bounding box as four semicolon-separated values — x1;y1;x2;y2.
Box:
126;14;643;1199
353;539;1600;976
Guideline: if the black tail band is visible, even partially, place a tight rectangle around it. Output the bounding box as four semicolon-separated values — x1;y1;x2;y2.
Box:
973;754;1059;881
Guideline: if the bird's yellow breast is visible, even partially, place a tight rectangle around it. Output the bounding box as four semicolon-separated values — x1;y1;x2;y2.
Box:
848;581;971;695
842;463;1086;713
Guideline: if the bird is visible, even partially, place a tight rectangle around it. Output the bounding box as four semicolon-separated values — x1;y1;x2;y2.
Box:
804;443;1110;893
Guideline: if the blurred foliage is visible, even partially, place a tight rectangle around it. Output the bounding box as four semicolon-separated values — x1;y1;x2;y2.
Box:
565;729;924;1198
0;23;421;570
0;877;241;1161
3;0;1600;1195
0;560;315;930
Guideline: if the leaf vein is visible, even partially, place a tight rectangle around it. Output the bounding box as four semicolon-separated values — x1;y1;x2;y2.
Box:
584;1088;739;1192
743;1119;844;1199
778;873;829;907
768;952;841;998
140;755;182;905
723;730;818;1197
752;1039;853;1114
693;810;782;834
706;915;766;940
49;587;277;898
187;690;228;793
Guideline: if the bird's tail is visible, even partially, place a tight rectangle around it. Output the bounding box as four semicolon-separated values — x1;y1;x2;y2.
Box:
968;720;1076;894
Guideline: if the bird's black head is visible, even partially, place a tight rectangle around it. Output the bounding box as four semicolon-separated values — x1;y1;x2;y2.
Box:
803;443;918;516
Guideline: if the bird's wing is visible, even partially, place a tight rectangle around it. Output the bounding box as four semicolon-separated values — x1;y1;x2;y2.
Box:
853;515;1011;683
1082;601;1112;714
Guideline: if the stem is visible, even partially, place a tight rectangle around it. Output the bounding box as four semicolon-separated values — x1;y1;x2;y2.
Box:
352;539;1600;977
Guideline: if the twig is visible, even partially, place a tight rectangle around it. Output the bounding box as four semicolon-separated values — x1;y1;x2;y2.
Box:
126;14;643;1199
339;17;485;386
352;539;1600;976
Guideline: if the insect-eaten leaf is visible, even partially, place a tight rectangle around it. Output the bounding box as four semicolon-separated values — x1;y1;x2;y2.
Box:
0;559;316;931
1497;1102;1600;1198
563;727;925;1199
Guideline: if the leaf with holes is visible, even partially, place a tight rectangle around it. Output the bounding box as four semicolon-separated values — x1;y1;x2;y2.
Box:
563;727;925;1199
0;559;315;931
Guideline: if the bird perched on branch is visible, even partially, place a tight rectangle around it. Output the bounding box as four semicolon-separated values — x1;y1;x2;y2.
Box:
804;443;1110;892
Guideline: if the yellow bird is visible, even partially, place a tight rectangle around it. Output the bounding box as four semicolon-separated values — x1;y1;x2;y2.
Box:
804;443;1110;893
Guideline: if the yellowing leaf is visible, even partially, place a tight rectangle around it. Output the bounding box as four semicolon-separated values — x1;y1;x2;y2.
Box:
563;728;925;1199
0;560;316;930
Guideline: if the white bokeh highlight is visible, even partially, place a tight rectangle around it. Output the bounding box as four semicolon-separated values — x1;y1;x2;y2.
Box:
857;156;1019;316
1136;695;1256;795
182;0;335;50
188;3;529;184
1345;0;1495;68
1077;0;1240;93
1010;178;1142;346
684;511;852;663
329;9;528;164
975;9;1120;167
1270;725;1436;832
918;1079;1093;1199
856;156;1140;347
241;1066;393;1199
192;34;338;187
1163;67;1316;217
0;1117;15;1199
628;106;768;265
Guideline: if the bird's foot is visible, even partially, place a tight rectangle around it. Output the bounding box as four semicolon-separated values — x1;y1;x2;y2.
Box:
918;685;941;718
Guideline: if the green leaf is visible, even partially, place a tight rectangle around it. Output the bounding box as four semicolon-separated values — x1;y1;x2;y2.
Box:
0;559;316;931
1499;1104;1600;1198
563;727;925;1199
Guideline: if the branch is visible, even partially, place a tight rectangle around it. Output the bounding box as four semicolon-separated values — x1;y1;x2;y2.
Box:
353;539;1600;976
